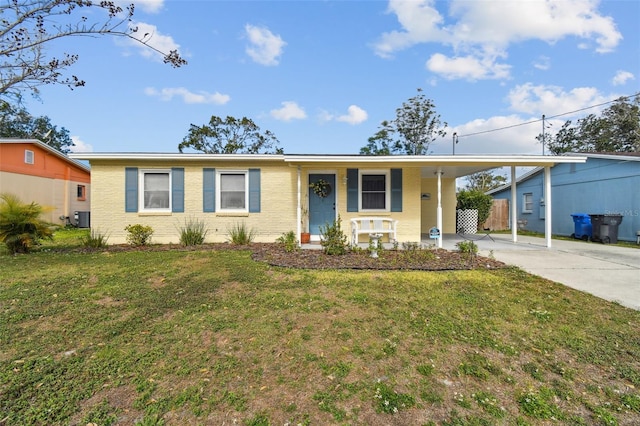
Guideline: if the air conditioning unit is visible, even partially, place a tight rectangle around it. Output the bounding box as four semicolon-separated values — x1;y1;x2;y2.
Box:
74;211;91;228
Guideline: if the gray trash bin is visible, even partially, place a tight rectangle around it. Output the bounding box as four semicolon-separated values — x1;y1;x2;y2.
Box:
589;214;623;244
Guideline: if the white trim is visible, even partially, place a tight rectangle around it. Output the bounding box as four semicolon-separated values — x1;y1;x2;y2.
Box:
139;169;172;212
522;193;533;214
358;169;390;212
216;169;249;213
24;149;34;164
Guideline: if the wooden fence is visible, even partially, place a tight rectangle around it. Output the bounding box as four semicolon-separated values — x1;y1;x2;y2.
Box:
484;199;510;230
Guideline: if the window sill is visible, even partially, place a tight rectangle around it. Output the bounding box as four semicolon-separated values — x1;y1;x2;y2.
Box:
138;211;172;216
216;212;249;217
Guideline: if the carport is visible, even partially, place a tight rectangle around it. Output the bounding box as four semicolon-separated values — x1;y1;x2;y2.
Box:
406;155;587;248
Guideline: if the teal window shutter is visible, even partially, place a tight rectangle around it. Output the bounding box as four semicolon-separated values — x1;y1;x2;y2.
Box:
171;168;184;212
203;168;215;212
248;169;260;213
347;168;358;212
125;167;138;212
390;168;403;212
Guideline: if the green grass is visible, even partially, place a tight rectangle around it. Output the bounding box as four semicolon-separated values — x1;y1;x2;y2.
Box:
1;232;640;425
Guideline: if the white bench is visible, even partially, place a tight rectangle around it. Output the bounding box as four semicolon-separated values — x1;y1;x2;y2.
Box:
350;217;398;246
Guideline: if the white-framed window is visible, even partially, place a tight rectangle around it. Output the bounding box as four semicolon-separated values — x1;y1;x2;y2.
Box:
359;170;390;211
523;193;533;214
24;149;34;164
140;169;171;211
217;170;248;212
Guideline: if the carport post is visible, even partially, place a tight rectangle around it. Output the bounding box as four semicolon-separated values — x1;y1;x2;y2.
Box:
296;166;301;247
436;167;443;248
544;166;552;248
511;166;517;243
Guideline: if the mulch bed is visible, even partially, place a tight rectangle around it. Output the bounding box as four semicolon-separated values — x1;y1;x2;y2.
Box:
251;244;505;271
60;243;505;271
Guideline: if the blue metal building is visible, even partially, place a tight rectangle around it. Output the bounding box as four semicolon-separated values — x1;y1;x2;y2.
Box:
489;153;640;242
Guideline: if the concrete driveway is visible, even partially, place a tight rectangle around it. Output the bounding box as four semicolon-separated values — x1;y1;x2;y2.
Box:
441;233;640;311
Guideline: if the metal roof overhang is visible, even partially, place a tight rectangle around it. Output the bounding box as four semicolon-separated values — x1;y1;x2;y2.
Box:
69;153;587;178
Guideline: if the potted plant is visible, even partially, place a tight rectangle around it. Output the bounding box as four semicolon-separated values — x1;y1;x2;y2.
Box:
300;199;310;244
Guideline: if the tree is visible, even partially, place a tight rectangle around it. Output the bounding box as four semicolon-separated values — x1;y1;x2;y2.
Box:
541;95;640;155
361;88;447;155
465;170;507;192
456;190;493;227
1;0;186;103
178;116;283;154
359;121;393;155
0;102;73;153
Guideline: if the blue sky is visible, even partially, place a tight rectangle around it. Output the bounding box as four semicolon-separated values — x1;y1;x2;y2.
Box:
25;0;640;156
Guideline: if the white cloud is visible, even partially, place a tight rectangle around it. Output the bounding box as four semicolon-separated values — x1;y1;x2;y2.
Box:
70;136;93;153
116;1;164;14
144;87;230;105
612;70;635;86
134;0;164;14
270;101;306;121
426;53;510;81
336;105;368;125
374;0;622;80
437;115;544;155
126;21;182;62
533;56;551;71
245;24;286;66
506;83;610;117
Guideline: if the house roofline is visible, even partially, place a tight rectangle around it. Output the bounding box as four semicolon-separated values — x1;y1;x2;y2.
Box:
70;152;586;167
0;138;91;172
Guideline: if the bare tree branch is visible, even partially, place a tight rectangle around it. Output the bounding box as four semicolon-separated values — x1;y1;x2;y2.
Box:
0;0;186;102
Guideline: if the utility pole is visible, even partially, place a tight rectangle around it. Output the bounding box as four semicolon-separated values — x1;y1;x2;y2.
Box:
542;114;545;155
452;132;458;155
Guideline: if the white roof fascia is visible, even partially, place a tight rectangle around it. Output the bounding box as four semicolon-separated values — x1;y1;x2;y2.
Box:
1;138;91;172
69;153;285;161
284;154;587;166
565;152;640;162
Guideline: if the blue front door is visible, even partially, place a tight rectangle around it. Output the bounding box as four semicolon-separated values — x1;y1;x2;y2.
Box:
309;174;336;236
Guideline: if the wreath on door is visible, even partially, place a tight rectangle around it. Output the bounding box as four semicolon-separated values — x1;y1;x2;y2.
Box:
310;179;332;198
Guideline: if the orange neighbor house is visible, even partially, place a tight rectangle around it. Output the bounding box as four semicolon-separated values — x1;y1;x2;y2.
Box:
0;139;91;226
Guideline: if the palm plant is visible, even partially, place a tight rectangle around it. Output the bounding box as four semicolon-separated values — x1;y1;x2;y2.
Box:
0;193;55;254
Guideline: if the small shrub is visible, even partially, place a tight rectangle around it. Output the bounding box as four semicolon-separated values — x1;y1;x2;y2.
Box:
456;240;478;255
177;217;208;246
276;231;298;253
80;229;110;248
227;222;255;245
402;241;421;251
319;215;348;255
0;193;54;254
124;224;154;246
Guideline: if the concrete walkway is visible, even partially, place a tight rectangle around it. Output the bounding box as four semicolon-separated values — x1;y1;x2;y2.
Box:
441;233;640;311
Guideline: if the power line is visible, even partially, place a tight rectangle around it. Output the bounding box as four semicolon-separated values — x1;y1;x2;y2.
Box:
457;91;640;139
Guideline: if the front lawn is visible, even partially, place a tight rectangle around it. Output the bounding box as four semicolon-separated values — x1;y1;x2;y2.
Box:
1;232;639;425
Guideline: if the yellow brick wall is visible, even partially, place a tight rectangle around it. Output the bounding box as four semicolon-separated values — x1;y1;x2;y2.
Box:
420;177;457;234
90;162;297;244
90;161;458;245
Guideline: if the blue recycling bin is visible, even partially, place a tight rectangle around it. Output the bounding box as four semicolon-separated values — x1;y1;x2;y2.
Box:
571;213;592;241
